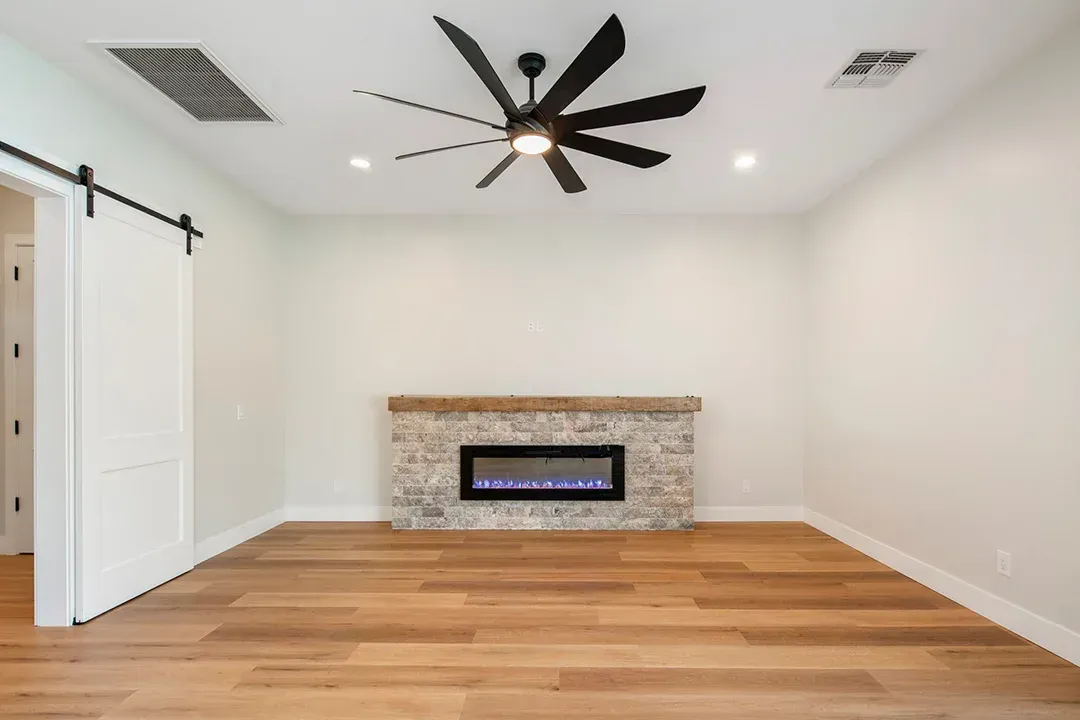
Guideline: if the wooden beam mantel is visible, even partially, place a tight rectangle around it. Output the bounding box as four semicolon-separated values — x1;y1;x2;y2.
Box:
387;396;702;412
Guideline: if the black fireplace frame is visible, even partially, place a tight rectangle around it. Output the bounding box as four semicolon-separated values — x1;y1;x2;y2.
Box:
460;445;625;502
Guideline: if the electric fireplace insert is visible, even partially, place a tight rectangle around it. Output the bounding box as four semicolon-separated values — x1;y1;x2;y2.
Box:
460;445;625;501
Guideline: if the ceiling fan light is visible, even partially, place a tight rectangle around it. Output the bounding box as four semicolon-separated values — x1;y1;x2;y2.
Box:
511;133;553;155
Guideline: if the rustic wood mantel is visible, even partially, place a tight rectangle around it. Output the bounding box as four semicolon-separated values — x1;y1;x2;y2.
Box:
387;396;702;412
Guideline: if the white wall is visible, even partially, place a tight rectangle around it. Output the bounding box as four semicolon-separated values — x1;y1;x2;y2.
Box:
283;215;805;516
806;21;1080;656
0;32;287;543
0;184;34;536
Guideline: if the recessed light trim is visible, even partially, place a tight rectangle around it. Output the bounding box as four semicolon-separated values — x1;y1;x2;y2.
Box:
350;156;372;170
733;153;757;171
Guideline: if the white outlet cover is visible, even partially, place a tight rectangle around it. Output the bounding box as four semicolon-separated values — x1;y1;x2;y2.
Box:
741;480;751;494
997;550;1012;577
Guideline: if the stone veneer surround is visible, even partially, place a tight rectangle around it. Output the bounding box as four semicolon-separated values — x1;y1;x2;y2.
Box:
391;410;695;530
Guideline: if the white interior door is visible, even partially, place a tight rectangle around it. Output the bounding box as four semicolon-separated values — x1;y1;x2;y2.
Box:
4;234;35;554
77;198;193;622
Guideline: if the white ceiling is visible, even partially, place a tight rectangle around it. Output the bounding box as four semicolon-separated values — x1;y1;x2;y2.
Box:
1;0;1077;215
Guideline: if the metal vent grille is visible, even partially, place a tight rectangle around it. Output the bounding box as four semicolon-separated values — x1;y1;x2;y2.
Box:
101;44;277;122
828;50;923;89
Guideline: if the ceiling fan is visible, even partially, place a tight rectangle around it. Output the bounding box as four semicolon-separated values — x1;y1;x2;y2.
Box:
355;14;706;193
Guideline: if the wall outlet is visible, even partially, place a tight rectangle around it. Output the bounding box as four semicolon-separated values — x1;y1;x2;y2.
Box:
741;479;751;494
527;321;536;332
996;550;1012;577
527;320;545;333
236;405;245;421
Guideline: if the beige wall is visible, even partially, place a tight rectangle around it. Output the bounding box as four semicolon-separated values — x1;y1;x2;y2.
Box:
806;22;1080;649
0;184;34;536
283;215;806;516
0;184;34;235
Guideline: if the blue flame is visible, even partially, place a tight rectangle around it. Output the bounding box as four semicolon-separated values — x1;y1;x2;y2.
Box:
472;477;613;490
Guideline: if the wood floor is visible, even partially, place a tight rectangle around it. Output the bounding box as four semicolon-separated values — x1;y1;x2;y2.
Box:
1;522;1077;719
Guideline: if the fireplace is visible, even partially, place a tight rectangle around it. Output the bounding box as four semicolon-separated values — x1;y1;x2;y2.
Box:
460;445;625;501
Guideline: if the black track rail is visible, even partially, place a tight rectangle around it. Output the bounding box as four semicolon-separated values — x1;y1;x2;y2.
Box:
1;139;203;254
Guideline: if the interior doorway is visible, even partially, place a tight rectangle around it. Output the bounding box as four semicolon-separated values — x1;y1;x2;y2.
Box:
0;185;35;557
0;154;77;627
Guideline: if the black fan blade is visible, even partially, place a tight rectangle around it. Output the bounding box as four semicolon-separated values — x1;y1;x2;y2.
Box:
476;151;520;188
554;86;706;134
542;146;587;193
396;138;508;161
532;14;625;123
557;132;669;168
353;90;505;131
433;16;523;120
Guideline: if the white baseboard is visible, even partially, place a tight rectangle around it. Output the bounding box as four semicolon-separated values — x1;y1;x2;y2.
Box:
285;505;392;522
281;505;802;523
694;505;805;522
805;508;1080;668
195;508;284;563
0;534;11;555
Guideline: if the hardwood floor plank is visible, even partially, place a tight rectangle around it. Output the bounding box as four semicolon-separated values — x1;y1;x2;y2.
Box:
693;595;941;610
419;580;637;594
464;592;699;607
558;667;888;694
203;622;477;644
230;592;468;608
472;626;748;645
0;690;134;719
597;607;858;627
349;606;601;628
870;668;1080;702
740;626;1027;646
841;609;996;627
347;642;647;667
237;665;560;692
100;688;468;720
459;690;1080;720
927;646;1076;669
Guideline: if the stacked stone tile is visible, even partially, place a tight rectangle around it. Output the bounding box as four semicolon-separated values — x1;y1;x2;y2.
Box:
391;410;694;530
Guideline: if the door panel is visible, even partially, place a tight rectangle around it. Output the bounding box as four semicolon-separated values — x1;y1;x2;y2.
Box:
77;198;193;622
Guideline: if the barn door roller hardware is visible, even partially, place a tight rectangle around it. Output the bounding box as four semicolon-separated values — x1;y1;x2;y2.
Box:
1;139;202;255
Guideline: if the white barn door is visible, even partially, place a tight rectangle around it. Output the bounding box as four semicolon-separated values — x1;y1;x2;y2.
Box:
77;197;194;622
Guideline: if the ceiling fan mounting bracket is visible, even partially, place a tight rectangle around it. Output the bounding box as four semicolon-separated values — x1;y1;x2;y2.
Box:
517;52;547;79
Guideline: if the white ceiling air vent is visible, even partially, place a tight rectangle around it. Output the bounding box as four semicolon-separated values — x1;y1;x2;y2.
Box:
92;42;280;122
828;50;923;89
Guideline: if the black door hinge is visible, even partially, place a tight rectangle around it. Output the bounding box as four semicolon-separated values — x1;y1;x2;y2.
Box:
13;496;19;513
13;343;17;358
14;420;19;435
12;266;17;281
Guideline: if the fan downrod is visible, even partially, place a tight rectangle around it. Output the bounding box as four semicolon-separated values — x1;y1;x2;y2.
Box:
518;52;546;104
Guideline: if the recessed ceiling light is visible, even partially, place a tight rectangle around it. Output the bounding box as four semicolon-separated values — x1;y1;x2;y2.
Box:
511;133;553;155
350;156;372;170
733;153;757;171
